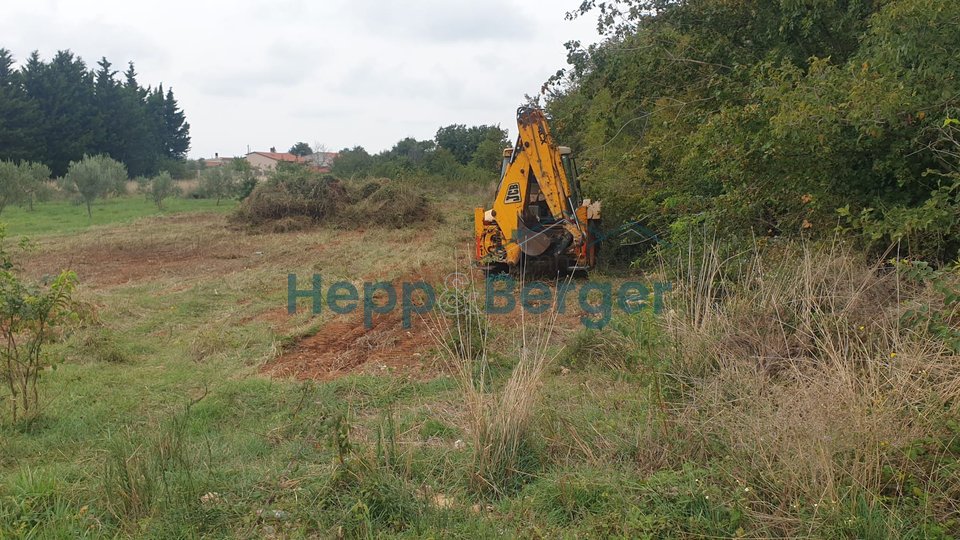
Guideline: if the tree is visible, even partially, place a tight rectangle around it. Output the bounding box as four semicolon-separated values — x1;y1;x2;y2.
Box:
161;87;190;160
231;158;257;200
435;124;508;165
198;167;236;205
18;161;51;212
149;171;178;210
0;160;49;214
22;50;98;177
289;142;312;157
63;154;128;218
0;161;21;215
0;49;43;163
331;146;373;177
470;128;510;173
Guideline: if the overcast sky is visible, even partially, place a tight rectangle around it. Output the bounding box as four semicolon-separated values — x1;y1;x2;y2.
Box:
1;0;601;159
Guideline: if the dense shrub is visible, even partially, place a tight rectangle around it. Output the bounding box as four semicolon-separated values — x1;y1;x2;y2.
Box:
549;0;960;263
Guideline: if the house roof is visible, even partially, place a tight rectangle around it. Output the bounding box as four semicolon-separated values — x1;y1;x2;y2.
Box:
246;151;307;163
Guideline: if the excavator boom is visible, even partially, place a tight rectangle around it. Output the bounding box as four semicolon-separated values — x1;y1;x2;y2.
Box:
474;107;601;275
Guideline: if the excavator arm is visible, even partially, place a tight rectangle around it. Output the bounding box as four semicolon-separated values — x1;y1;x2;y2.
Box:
476;107;601;274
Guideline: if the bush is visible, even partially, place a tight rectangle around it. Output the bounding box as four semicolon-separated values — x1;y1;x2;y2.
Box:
0;227;77;424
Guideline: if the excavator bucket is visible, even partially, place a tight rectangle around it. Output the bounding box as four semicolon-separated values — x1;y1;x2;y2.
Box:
515;219;552;257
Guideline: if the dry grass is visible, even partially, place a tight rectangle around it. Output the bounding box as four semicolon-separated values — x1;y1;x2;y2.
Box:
429;268;566;496
649;238;960;533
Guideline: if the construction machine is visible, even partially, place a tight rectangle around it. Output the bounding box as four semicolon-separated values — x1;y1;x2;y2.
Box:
474;107;601;275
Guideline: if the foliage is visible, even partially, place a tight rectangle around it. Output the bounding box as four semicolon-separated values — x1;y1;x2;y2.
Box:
230;158;257;201
549;0;960;262
288;142;312;157
0;49;190;177
332;124;507;183
435;124;509;170
197;166;237;205
0;160;51;215
895;259;960;352
147;171;179;210
0;226;76;424
62;154;128;218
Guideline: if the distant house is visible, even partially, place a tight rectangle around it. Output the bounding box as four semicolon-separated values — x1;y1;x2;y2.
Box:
303;151;339;171
245;151;308;178
204;153;234;168
245;150;339;177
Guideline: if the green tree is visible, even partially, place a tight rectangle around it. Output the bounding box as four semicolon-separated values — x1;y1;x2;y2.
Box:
0;49;43;163
470;128;509;174
0;161;21;215
18;161;51;212
331;146;373;177
289;142;312;157
231;158;258;200
63;154;128;218
21;50;98;177
198;166;236;205
161;87;190;160
435;124;507;165
118;62;160;177
149;171;178;210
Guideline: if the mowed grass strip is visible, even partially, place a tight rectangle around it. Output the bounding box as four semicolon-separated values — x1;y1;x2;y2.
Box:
1;195;236;237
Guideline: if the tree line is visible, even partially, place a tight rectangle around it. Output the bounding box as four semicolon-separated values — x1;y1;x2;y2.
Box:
332;124;509;182
0;48;190;178
546;0;960;262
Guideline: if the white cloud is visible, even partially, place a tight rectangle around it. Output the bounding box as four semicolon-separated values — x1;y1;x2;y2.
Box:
1;0;600;157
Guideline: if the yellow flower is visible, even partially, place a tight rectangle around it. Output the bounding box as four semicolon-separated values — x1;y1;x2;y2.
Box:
890;352;897;358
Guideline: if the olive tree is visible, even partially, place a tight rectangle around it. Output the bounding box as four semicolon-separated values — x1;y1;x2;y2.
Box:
0;160;51;215
198;166;237;205
149;171;179;210
63;155;128;218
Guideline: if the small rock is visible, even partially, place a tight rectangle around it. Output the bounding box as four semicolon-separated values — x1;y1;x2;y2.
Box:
256;508;289;521
432;494;455;509
454;439;465;450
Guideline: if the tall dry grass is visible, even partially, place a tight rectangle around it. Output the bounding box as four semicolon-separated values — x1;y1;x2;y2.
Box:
430;268;565;496
651;238;960;533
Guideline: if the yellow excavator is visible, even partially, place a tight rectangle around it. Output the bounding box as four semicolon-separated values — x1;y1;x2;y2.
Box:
474;107;601;275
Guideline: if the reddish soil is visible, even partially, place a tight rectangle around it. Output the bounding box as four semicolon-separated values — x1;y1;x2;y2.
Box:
260;311;438;381
30;242;250;286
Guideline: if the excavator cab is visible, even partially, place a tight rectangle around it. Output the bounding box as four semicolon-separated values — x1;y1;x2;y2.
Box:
475;107;601;275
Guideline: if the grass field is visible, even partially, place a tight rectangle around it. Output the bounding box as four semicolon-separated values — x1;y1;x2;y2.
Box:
1;194;957;538
0;196;235;237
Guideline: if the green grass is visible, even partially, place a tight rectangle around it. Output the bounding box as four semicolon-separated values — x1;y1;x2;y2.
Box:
3;195;952;538
0;196;236;237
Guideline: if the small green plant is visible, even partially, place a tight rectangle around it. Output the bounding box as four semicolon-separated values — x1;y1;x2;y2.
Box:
895;259;960;352
0;227;77;424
